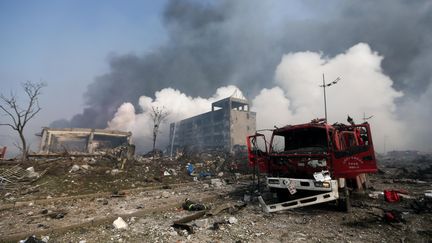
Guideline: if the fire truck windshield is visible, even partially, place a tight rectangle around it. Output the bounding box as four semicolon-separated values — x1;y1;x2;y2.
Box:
271;127;328;154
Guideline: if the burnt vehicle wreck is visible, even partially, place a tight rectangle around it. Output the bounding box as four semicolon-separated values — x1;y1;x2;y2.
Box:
247;118;377;213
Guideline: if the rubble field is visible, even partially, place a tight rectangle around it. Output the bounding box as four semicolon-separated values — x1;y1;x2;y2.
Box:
0;153;431;242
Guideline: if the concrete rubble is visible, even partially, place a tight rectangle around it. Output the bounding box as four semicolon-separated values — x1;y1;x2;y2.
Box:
69;164;80;173
0;150;430;242
113;217;128;230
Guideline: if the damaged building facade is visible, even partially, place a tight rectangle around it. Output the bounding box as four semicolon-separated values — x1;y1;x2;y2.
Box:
38;128;133;155
169;96;256;153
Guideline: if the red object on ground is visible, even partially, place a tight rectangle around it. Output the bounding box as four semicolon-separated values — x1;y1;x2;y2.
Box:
384;190;400;203
384;211;395;222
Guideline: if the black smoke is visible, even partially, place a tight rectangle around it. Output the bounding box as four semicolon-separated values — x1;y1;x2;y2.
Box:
54;0;432;133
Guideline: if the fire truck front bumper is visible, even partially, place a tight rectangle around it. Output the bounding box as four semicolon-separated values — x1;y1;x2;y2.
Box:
258;180;339;213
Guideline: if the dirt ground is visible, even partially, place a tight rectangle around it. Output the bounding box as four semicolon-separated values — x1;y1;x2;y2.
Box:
1;154;431;243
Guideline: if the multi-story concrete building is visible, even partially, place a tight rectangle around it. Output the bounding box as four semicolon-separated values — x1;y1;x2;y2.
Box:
169;96;256;153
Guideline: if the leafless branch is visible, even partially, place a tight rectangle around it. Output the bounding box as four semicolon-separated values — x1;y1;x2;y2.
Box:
151;106;169;151
13;141;24;153
0;81;46;160
0;97;19;127
0;123;17;130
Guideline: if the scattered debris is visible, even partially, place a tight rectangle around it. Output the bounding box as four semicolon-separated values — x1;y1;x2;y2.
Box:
194;218;209;229
368;191;383;199
110;169;121;175
48;211;67;219
207;202;246;216
20;183;47;195
393;179;428;184
69;165;80;173
411;197;432;213
113;217;128;230
186;163;195;176
182;199;208;211
384;210;405;223
26;167;39;178
0;148;431;242
41;236;49;242
173;211;206;234
0;165;45;190
81;164;90;170
384;190;407;203
19;235;46;243
228;216;238;224
111;191;126;198
161;191;170;198
210;178;224;188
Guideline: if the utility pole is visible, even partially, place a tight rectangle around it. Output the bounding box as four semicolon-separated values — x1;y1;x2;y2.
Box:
362;112;374;123
319;74;341;123
322;74;327;122
384;135;388;155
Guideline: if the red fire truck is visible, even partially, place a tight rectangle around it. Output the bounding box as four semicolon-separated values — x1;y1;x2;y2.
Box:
247;118;377;213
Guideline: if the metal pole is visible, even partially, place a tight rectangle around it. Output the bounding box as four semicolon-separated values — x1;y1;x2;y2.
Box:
322;74;327;122
384;135;387;155
320;75;340;124
170;122;177;158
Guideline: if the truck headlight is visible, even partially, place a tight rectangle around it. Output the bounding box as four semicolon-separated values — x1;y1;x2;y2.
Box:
314;181;331;188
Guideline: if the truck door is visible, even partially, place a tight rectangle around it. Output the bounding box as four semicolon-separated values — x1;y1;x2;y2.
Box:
332;124;377;178
247;133;269;173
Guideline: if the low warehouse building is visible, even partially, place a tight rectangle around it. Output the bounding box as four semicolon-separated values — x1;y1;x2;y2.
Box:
38;128;132;155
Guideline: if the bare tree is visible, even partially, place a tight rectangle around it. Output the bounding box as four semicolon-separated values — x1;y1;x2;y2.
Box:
151;106;169;152
0;81;46;159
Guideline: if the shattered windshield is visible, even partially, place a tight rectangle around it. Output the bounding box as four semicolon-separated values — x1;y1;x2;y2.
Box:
271;127;328;153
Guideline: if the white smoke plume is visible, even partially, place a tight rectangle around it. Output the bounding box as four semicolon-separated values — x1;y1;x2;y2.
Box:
252;43;405;152
399;84;432;152
107;85;244;152
108;43;412;153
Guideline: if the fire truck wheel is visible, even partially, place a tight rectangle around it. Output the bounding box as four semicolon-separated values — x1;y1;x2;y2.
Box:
338;187;351;212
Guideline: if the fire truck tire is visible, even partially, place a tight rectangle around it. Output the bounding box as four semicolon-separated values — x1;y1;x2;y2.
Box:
338;187;351;212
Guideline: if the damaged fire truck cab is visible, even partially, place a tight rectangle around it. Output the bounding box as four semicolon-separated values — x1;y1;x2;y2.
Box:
247;119;377;213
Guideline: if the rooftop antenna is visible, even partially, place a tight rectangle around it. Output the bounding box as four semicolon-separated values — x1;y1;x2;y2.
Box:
319;74;341;123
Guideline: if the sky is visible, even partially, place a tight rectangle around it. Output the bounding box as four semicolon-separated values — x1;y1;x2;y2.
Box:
0;0;167;116
0;0;167;155
1;0;431;156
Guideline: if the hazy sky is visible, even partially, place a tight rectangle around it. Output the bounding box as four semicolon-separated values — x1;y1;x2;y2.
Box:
1;0;431;156
0;0;167;154
0;0;166;117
